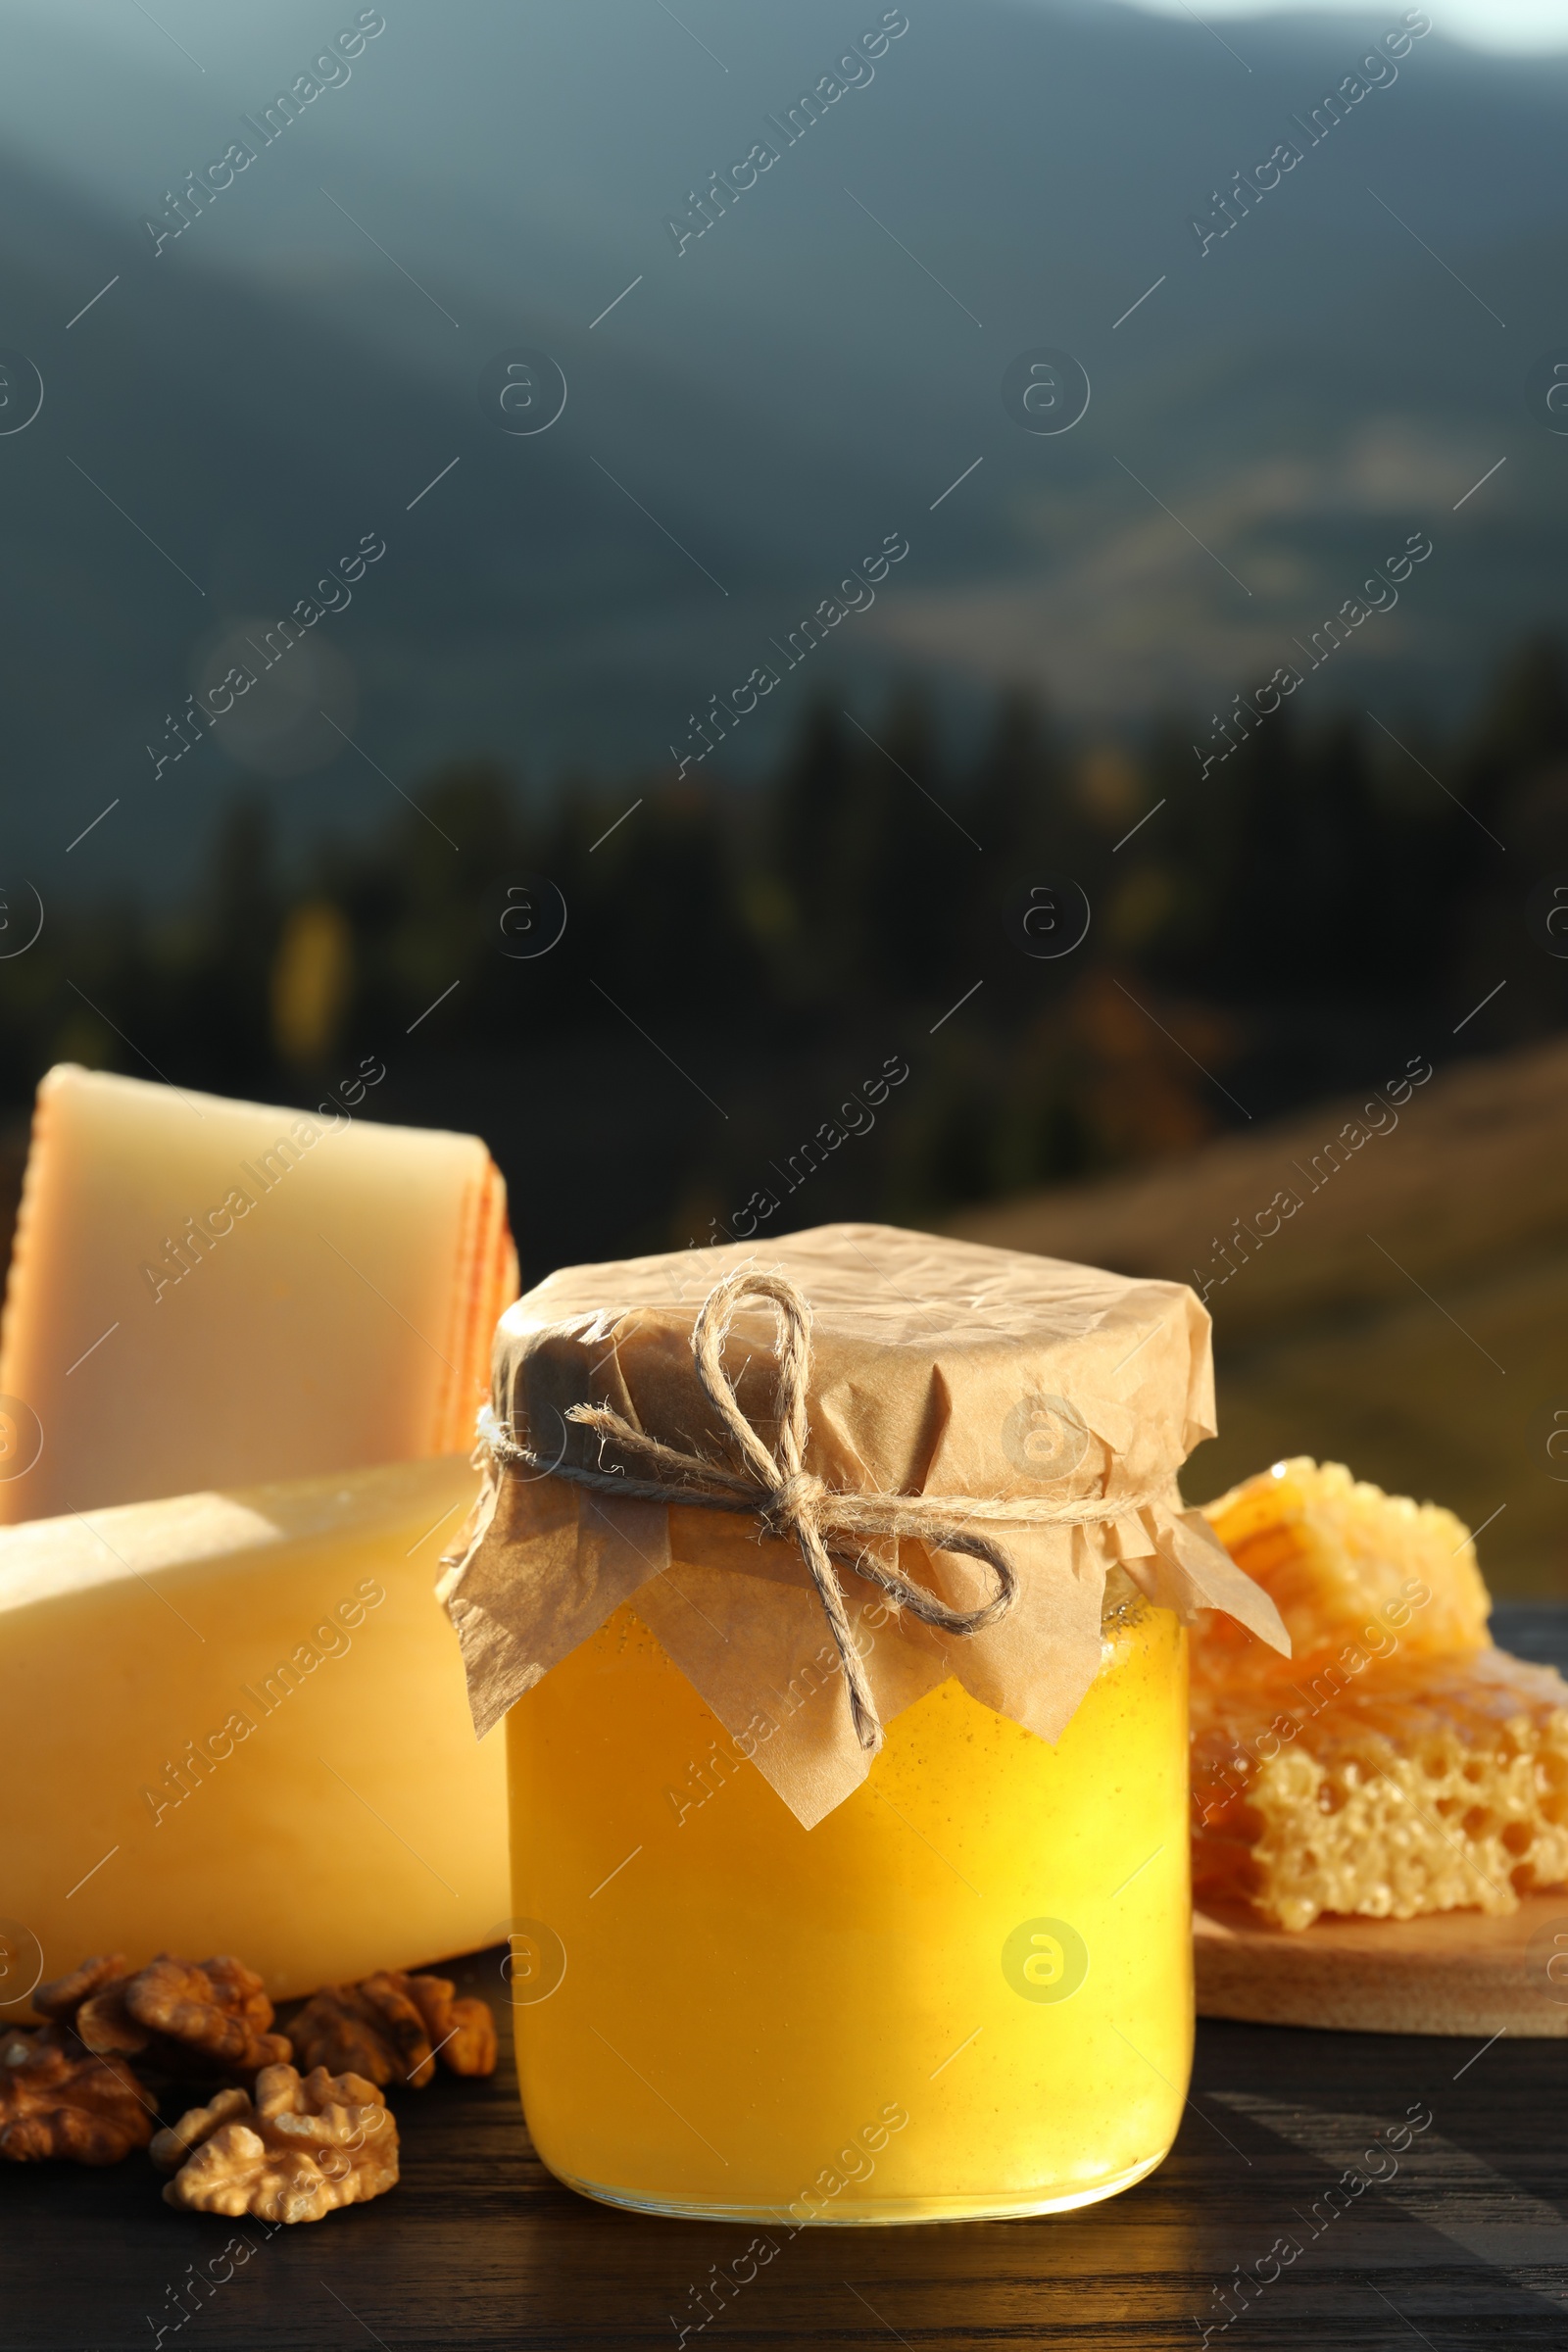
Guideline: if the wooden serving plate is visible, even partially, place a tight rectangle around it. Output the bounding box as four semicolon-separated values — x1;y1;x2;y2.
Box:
1195;1890;1568;2036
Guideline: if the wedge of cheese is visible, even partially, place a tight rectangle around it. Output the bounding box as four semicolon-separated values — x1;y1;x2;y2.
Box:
0;1456;506;2006
0;1065;517;1521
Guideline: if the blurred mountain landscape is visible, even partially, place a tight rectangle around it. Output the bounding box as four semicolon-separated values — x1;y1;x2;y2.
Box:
3;0;1567;1592
0;0;1565;893
1;632;1564;1533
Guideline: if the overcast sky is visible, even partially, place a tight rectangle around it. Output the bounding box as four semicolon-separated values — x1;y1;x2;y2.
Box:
1119;0;1568;54
14;0;1568;60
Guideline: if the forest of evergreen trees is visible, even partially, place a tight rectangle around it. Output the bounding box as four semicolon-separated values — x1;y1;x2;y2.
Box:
5;636;1566;1277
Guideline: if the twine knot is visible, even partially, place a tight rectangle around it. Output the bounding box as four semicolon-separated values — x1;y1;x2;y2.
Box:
762;1468;829;1540
481;1265;1159;1754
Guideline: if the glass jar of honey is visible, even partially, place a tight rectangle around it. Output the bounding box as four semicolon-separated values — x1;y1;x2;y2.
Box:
505;1571;1191;2222
440;1222;1284;2226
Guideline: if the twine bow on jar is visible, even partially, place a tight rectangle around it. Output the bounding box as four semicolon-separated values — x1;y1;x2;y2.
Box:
480;1267;1155;1752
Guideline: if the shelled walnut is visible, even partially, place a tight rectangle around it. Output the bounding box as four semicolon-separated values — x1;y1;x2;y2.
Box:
149;2082;254;2170
27;1952;131;2035
0;2032;155;2164
156;2063;399;2223
34;1952;290;2080
287;1969;495;2089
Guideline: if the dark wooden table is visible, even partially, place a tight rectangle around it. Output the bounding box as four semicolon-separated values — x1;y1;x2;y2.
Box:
8;1609;1567;2350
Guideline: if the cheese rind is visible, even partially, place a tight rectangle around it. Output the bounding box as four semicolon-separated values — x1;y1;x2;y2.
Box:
0;1456;505;2005
0;1065;517;1521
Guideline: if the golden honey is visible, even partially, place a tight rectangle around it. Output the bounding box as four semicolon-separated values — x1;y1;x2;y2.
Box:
505;1583;1191;2223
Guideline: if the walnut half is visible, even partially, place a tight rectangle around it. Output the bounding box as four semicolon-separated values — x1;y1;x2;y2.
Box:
0;2034;155;2165
36;1952;290;2081
288;1970;496;2089
159;2064;399;2224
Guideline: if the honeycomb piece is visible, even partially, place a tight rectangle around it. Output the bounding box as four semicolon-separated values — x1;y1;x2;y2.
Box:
1193;1643;1568;1930
1190;1458;1568;1930
1195;1457;1490;1687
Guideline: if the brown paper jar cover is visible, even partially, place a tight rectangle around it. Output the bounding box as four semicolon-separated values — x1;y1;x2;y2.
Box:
439;1222;1288;1828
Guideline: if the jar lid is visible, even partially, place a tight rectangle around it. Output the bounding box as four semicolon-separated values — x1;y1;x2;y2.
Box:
440;1223;1287;1827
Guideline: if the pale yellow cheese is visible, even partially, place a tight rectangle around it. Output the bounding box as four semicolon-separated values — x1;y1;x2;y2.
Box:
0;1064;517;1522
0;1455;506;2007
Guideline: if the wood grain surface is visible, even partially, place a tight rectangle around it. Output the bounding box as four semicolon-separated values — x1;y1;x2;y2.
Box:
5;1612;1565;2348
1196;1890;1568;2037
5;1960;1566;2350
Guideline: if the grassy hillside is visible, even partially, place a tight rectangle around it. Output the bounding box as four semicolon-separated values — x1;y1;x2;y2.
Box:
952;1037;1568;1596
